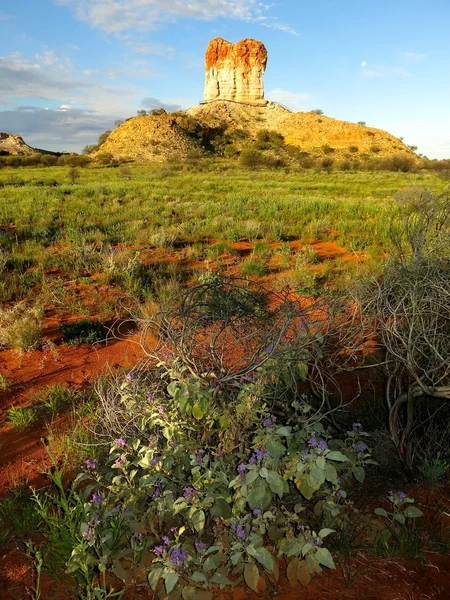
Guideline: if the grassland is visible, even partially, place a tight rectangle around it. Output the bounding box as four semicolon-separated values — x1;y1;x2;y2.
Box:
0;163;445;303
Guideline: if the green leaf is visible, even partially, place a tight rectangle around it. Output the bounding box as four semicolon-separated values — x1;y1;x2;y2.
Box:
244;563;260;592
352;466;365;483
310;466;326;485
182;587;196;600
245;470;259;486
191;571;207;583
192;402;205;420
210;497;231;518
210;572;232;586
276;426;292;437
324;463;338;484
247;546;274;572
316;456;326;470
404;506;423;518
326;451;349;462
148;567;164;591
165;572;179;594
266;471;284;498
266;439;286;462
297;480;315;500
191;509;205;533
374;507;388;518
247;478;272;510
318;528;335;539
316;547;336;570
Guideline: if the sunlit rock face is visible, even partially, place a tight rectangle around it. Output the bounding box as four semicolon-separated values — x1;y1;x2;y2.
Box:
204;38;268;105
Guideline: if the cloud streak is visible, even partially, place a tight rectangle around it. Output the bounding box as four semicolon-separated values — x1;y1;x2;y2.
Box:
54;0;297;35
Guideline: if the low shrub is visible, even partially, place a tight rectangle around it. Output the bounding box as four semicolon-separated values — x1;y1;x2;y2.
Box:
240;259;267;276
6;406;37;429
34;364;373;597
0;302;43;350
60;320;106;345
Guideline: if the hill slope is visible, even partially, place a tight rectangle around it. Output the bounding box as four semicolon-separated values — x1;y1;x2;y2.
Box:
187;101;413;158
93;101;414;163
93;114;202;162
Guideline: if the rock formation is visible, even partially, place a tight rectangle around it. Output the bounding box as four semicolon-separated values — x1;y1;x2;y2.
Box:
204;38;268;106
0;132;36;155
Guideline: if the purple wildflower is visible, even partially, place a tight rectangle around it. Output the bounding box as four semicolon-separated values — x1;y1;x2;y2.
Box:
195;449;205;464
114;437;126;447
125;372;136;381
254;448;269;462
352;421;363;431
302;448;309;457
83;458;97;471
231;523;246;541
196;541;206;552
148;435;156;447
308;436;318;448
356;442;368;454
318;439;328;452
91;491;103;505
154;545;164;557
237;463;247;480
266;344;275;354
153;487;161;498
162;535;170;546
336;489;344;499
170;547;189;567
216;449;224;456
249;456;257;465
132;532;143;543
150;456;160;467
114;454;126;466
183;486;197;501
253;509;262;516
146;391;153;402
263;415;276;428
157;406;165;415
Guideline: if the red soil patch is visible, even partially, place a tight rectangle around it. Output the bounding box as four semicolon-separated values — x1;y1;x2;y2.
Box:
0;327;145;495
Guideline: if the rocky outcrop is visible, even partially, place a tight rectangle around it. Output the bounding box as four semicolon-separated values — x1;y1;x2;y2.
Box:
204;38;268;106
0;132;36;155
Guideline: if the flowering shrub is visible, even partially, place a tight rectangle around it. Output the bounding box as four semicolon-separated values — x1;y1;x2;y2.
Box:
40;356;374;599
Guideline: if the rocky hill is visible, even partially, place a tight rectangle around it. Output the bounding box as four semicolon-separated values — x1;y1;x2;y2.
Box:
187;101;412;159
92;113;203;162
90;37;415;163
0;133;37;156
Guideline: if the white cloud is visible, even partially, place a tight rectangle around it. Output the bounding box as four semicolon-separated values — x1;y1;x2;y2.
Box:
360;65;411;79
402;51;425;61
54;0;296;35
267;89;310;111
361;61;367;67
360;68;383;78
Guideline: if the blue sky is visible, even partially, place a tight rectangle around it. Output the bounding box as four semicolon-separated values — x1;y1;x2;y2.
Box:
0;0;449;157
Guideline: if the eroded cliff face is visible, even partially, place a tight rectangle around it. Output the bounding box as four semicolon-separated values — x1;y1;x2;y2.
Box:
204;38;268;105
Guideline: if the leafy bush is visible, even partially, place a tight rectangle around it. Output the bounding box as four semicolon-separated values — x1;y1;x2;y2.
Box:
60;320;106;345
33;280;373;597
35;367;372;597
239;148;265;168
